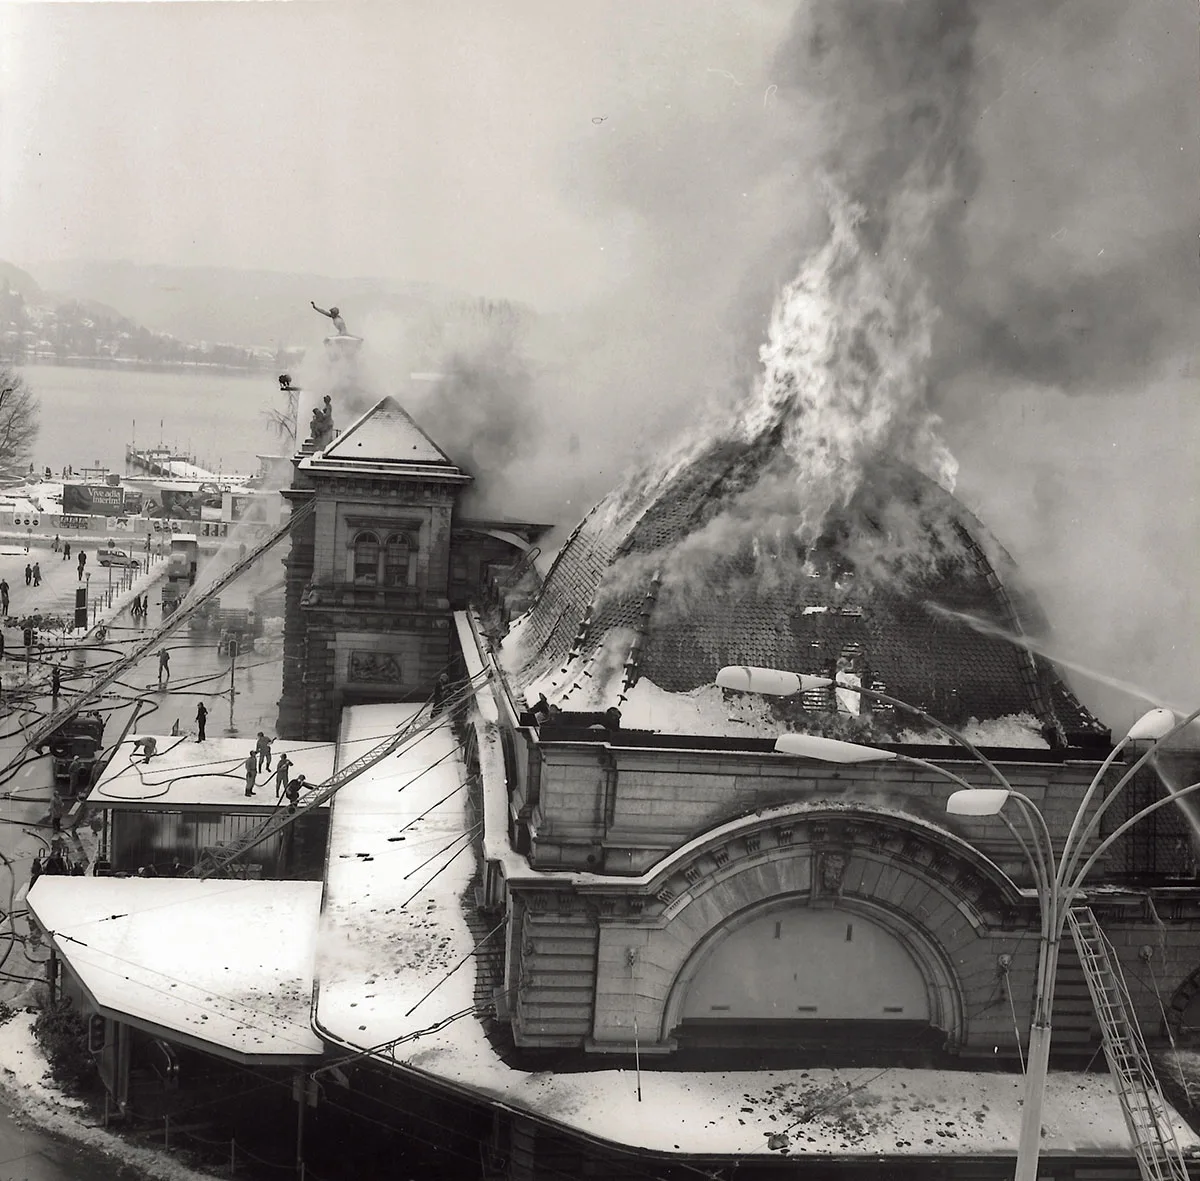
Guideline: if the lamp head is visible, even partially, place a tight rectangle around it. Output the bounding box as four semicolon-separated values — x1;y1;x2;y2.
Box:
1125;708;1177;742
946;788;1011;816
773;733;897;765
717;666;833;696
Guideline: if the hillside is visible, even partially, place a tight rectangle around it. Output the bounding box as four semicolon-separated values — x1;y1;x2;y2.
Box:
30;259;463;349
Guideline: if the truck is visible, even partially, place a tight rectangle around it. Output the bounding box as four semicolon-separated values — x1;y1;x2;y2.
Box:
39;711;105;795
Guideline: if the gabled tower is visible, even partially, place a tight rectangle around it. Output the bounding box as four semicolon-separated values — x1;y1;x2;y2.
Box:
277;396;472;739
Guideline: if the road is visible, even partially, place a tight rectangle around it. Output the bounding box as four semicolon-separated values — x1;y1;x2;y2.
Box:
0;536;285;1181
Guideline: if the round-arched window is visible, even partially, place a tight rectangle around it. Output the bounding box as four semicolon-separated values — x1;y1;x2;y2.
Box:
353;531;380;584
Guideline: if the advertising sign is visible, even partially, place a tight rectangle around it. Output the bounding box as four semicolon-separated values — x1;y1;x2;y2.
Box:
63;484;125;514
146;489;220;520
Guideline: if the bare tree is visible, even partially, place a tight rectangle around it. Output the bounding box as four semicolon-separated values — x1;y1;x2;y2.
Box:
263;377;299;450
0;364;39;480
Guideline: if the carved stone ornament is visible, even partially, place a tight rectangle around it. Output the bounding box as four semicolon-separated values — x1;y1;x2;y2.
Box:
349;650;403;684
820;852;849;895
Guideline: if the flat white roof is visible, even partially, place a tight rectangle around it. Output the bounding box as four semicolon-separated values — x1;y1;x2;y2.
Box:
29;878;324;1063
92;736;336;810
315;704;475;1044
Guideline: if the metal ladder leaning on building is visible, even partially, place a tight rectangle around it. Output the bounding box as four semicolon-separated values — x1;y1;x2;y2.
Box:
16;500;317;762
1068;906;1192;1181
189;670;490;879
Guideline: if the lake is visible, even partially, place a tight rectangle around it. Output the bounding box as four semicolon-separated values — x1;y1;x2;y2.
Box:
14;364;291;478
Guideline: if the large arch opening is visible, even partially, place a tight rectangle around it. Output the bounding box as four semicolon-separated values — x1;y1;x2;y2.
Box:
667;897;957;1067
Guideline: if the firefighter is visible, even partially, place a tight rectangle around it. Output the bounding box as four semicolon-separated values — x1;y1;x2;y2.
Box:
285;773;307;813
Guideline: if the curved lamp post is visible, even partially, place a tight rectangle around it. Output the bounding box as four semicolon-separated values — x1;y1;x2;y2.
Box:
717;665;1199;1181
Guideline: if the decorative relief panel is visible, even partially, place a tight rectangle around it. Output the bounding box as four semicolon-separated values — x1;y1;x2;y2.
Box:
348;650;403;683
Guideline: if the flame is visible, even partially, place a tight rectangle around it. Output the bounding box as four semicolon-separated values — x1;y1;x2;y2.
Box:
745;181;957;544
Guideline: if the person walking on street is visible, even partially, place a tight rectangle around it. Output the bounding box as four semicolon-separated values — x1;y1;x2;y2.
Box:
157;648;170;687
244;749;258;796
196;702;208;741
24;564;31;587
31;562;40;587
0;579;9;615
77;551;87;581
52;535;59;553
274;753;292;798
63;542;70;562
255;731;273;773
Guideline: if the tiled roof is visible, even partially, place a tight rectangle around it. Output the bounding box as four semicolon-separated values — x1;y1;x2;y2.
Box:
508;438;1107;743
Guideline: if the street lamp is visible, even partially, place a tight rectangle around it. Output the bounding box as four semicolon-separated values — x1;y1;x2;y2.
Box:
719;664;1200;1180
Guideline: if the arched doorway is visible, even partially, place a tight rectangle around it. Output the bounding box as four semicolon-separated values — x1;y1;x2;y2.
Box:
670;901;946;1064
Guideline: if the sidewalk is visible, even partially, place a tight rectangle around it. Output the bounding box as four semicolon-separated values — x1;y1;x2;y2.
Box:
0;539;167;679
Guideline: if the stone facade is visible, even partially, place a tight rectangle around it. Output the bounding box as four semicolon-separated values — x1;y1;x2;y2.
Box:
493;727;1200;1068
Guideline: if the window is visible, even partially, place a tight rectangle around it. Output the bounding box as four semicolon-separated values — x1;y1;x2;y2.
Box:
353;532;380;585
384;534;411;587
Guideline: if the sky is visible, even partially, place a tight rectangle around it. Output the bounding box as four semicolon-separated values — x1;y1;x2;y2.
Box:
0;0;793;308
1;0;1198;730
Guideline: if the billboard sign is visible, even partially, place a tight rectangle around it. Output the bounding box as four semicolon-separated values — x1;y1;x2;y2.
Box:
63;484;125;514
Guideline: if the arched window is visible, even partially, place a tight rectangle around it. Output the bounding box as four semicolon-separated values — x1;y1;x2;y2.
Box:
384;533;412;587
353;531;380;585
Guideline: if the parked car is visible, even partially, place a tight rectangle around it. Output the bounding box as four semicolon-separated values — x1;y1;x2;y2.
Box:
97;547;140;568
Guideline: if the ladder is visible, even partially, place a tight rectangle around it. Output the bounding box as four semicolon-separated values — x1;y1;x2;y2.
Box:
18;500;315;759
189;672;488;878
1067;907;1192;1181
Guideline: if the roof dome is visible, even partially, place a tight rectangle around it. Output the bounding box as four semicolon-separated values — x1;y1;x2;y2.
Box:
503;426;1106;747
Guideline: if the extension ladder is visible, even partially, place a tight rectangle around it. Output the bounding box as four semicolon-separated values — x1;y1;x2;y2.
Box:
190;673;487;878
1068;906;1192;1181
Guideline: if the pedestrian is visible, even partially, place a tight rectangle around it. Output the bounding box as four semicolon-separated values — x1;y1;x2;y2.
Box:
67;754;86;794
255;731;273;772
0;579;8;615
285;773;307;813
274;753;292;797
52;535;59;553
24;564;30;587
157;648;170;686
77;551;86;581
31;562;40;587
62;542;70;562
51;665;60;704
244;749;258;796
29;855;43;888
196;702;208;741
50;790;65;833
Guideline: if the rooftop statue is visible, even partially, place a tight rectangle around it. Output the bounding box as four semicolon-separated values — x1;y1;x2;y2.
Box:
311;301;348;336
309;395;335;450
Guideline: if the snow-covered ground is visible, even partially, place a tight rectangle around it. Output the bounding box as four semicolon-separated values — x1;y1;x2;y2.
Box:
0;1010;215;1181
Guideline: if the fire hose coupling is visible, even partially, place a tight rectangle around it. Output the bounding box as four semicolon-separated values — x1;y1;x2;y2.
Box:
1138;944;1155;963
996;953;1013;974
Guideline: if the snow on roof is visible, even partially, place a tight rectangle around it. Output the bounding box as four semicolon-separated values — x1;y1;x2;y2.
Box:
519;640;1050;748
318;397;456;467
315;704;477;1046
303;697;1185;1160
91;736;336;809
28;878;324;1062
